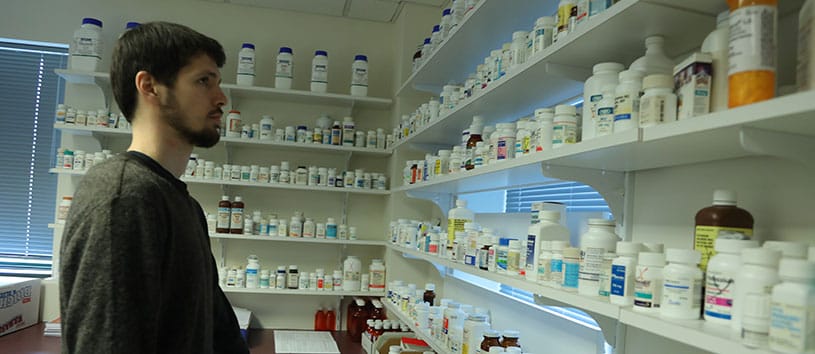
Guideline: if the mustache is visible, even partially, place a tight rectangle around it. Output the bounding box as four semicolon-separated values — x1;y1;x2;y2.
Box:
210;109;224;117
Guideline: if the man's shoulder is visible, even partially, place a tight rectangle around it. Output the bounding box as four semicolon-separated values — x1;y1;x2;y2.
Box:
80;154;171;198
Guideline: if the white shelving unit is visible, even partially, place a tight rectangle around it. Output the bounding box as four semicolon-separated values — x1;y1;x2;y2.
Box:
222;287;385;297
211;233;385;246
380;298;452;354
56;69;393;109
49;168;390;195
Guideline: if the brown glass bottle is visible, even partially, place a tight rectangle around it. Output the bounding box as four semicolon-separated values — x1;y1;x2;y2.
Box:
229;196;244;234
423;283;436;305
694;189;754;270
480;330;502;353
216;195;231;234
500;330;521;349
464;125;483;170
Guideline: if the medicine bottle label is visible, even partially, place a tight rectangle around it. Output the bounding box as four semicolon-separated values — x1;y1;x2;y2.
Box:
613;94;638;123
312;64;328;83
634;268;662;309
550;259;564;284
217;207;230;230
704;270;736;320
663;277;702;310
596;106;614;135
563;261;580;288
693;226;752;270
238;55;255;76
769;301;814;352
538;259;550;283
638;95;669;126
728;5;777;75
231;208;244;228
352;67;368;86
447;218;470;243
578;247;605;285
276;59;292;78
610;264;627;297
72;35;100;58
552;123;576;145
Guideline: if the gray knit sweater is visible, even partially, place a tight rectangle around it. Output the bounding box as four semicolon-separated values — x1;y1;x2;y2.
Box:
59;151;249;354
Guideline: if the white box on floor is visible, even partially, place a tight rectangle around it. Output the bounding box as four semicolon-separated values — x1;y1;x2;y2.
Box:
0;277;41;337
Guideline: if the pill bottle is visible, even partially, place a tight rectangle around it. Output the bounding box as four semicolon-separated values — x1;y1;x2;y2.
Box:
702;10;730;112
694;189;754;270
612;70;644;132
595;84;617;136
704;239;759;325
733;247;782;333
275;47;294;89
287;265;299;289
236;43;255;86
462;313;489;354
532;16;556;55
70;18;103;71
763;240;810;260
638;74;677;128
583;62;624;140
609;242;644;305
480;330;502;353
578;218;618;296
562;247;581;292
727;0;777;107
660;249;703;320
633;252;666;313
768;259;815;353
351;55;369;96
552;104;577;148
310;50;329;93
500;330;521;349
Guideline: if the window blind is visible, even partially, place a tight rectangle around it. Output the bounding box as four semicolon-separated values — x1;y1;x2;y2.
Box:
0;40;66;276
505;181;610;213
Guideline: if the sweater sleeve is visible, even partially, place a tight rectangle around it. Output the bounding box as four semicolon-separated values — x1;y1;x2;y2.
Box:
60;192;166;354
211;262;250;354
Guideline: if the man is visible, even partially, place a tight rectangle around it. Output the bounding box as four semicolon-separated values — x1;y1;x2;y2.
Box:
59;22;249;354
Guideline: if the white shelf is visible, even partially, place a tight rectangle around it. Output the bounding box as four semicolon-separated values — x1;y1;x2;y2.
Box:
222;287;385;297
210;233;385;246
393;129;640;194
47;223;62;229
388;244;620;319
49;168;390;195
381;298;453;354
619;309;772;354
219;136;392;157
393;0;715;149
53;123;131;137
222;84;392;109
55;69;391;109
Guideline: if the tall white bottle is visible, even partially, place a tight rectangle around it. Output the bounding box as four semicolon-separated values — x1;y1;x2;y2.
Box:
702;10;730;112
629;36;674;76
578;218;619;297
448;199;475;252
582;62;624;141
525;210;570;282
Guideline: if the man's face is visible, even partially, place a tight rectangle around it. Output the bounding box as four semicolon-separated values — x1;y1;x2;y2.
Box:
158;53;226;148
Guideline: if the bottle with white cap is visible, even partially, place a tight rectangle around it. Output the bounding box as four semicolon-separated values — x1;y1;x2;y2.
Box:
633;251;666;313
694;189;754;271
638;74;677;128
448;199;474;252
609;241;644;306
768;259;815;353
525;210;569;282
733;247;782;333
704;238;759;325
763;240;810;260
552;104;577;148
660;249;703;320
612;70;644;132
509;31;528;70
701;10;730;112
578;218;619;296
629;35;674;76
582;62;624;141
595;84;617;136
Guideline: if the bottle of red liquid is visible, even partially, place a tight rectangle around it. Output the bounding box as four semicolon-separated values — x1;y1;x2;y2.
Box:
370;299;386;320
346;298;368;342
325;307;336;331
314;307;326;331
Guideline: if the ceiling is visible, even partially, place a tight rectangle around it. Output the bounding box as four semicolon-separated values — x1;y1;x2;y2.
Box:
199;0;448;23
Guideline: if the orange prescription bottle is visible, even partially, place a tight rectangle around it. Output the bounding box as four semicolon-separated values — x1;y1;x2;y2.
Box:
727;0;777;107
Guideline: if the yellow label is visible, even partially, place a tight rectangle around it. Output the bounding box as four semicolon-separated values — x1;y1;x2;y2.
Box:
557;4;575;33
694;225;753;270
447;218;470;246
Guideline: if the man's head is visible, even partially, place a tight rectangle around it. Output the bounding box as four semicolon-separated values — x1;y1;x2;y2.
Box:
110;22;227;147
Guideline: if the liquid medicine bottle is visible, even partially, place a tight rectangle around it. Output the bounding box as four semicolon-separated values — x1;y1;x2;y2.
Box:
727;0;777;107
229;196;244;234
694;189;754;271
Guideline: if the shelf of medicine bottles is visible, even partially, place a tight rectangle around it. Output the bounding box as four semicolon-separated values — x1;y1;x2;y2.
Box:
392;0;714;150
393;129;640;195
396;0;552;95
222;287;385;297
55;69;392;109
48;168;391;195
618;309;772;354
221;84;392;110
209;233;386;246
219;137;393;157
388;244;620;319
380;298;453;354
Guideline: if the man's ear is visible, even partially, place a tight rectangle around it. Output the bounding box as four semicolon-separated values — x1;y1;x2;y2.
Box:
135;71;160;105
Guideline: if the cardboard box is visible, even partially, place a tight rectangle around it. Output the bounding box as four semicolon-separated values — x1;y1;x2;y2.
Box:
0;277;41;337
373;332;422;354
674;52;713;120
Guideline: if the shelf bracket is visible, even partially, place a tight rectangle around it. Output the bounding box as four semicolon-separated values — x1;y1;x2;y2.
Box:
540;165;629;237
740;126;815;168
532;294;625;353
404;190;455;216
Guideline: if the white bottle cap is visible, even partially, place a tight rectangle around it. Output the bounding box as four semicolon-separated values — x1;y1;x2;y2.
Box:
638;252;666;266
456;199;467;207
502;330;520;338
642;74;673;90
538;210;560;222
425;283;435;291
642;243;664;253
234;196;243;202
483;329;501;337
512;31;527;40
665;248;701;264
714;238;759;253
489;347;505;353
593;62;625;74
535;16;556;27
619;69;644;83
778;258;815;280
741;247;782;267
555;104;576;115
615;242;643;256
763;241;809;259
505;348;522;354
712;189;738;205
588;218;616;226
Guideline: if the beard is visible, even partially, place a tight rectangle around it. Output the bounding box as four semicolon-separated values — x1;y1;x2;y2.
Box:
158;90;221;148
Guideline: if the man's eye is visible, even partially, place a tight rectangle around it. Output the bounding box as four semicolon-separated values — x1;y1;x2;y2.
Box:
198;77;209;85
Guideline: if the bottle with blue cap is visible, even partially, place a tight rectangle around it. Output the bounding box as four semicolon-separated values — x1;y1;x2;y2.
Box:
429;25;442;53
237;43;255;86
70;17;103;71
275;46;294;89
440;8;453;39
311;50;328;93
350;54;368;97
